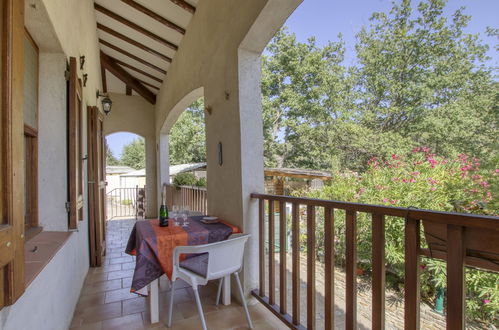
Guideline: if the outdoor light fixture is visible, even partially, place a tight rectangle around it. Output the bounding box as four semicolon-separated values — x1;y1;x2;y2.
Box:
96;90;113;115
83;74;88;87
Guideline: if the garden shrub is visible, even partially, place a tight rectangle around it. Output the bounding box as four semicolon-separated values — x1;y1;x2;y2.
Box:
173;172;197;187
300;148;498;324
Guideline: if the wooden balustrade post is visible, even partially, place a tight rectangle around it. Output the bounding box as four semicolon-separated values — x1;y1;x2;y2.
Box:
258;198;265;296
279;201;287;314
446;225;465;330
307;205;316;330
324;207;334;330
291;203;300;325
269;200;276;305
372;214;385;330
345;210;357;329
404;217;420;330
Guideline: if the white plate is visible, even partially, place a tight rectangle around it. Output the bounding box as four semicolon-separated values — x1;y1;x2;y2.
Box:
202;216;218;221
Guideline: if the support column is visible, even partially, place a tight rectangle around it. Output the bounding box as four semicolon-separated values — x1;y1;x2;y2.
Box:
144;136;157;218
238;48;265;294
157;134;170;205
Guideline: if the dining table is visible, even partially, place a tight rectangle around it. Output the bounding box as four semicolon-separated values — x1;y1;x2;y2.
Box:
125;215;241;323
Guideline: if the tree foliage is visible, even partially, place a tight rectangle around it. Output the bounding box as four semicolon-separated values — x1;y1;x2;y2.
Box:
169;99;206;165
120;137;145;170
261;0;498;172
106;145;121;166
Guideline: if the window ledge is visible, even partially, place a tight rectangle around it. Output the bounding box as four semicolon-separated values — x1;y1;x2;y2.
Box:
24;231;72;287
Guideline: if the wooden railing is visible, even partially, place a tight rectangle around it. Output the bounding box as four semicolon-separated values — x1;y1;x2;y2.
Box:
251;193;499;330
163;184;207;215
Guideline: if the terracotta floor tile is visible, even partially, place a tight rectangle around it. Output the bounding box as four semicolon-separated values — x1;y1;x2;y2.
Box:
76;292;106;310
122;297;147;315
109;256;134;265
71;321;103;330
80;301;122;323
81;279;122;295
101;313;144;330
122;277;133;288
107;269;135;280
121;262;136;270
104;287;137;304
93;263;121;274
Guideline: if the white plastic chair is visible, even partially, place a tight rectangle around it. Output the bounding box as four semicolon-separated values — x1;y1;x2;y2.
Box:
167;233;253;330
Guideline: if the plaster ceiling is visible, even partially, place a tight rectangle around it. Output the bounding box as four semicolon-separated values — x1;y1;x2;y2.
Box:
94;0;198;103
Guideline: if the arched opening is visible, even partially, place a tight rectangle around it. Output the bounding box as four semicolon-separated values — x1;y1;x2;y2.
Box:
158;89;208;214
105;132;147;220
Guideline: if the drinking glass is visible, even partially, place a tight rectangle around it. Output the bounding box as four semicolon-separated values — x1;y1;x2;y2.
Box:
181;208;189;227
172;205;180;226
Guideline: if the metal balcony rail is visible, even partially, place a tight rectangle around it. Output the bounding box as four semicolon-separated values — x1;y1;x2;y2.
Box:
106;187;145;220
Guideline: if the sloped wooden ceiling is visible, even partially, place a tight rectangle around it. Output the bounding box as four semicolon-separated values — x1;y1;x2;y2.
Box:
95;0;197;104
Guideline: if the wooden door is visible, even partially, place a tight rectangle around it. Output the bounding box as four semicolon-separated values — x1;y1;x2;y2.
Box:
88;106;106;266
0;0;25;308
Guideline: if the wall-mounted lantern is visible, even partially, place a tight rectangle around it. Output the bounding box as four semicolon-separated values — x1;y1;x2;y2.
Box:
96;90;113;115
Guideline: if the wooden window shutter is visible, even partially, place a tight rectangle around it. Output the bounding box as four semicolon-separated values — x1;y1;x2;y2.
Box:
0;0;26;308
68;57;84;229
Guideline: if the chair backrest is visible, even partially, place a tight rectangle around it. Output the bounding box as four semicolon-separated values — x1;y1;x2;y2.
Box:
204;234;250;280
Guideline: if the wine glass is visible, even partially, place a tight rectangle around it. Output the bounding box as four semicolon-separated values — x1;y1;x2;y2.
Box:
181;207;189;227
172;205;180;226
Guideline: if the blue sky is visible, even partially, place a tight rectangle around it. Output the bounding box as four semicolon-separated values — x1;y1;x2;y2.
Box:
106;0;498;157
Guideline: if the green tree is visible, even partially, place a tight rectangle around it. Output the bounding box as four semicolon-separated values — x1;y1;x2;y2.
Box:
261;0;498;172
354;0;498;167
262;29;356;170
169;99;206;165
105;145;121;166
120;137;145;169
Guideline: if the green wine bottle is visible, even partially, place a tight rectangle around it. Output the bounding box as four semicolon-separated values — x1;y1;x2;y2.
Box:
159;204;169;227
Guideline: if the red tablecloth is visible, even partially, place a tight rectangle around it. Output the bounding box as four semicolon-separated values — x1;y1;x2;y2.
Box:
125;216;240;293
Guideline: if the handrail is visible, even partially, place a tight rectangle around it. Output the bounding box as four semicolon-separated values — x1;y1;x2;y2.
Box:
173;184;207;191
251;193;499;330
250;193;499;230
163;183;207;214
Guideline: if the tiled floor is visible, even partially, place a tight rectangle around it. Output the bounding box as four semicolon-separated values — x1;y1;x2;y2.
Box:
70;219;287;330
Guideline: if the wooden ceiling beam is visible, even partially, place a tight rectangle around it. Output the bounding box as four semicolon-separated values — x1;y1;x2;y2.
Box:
101;66;107;93
120;0;185;34
97;23;172;63
137;79;160;91
94;3;178;51
100;51;156;104
99;39;166;75
170;0;196;14
111;57;164;83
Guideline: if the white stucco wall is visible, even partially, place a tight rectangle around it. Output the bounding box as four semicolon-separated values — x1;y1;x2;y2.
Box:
103;93;157;218
155;0;302;293
0;233;89;330
0;0;100;328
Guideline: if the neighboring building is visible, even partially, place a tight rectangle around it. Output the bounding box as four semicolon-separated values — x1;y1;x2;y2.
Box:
119;168;147;189
263;167;332;195
169;162;207;182
105;165;135;192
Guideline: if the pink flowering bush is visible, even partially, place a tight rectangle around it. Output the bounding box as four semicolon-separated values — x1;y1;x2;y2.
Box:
301;149;498;324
